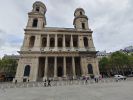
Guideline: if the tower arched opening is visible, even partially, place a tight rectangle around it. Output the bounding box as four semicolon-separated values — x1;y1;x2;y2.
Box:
42;37;47;47
65;35;71;47
58;38;63;47
50;37;55;47
73;35;78;47
32;18;38;27
83;37;88;48
23;65;31;77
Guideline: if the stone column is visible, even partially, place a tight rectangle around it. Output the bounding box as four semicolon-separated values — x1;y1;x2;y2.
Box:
89;37;96;51
80;57;85;76
32;57;39;82
71;35;73;48
72;57;76;78
63;35;66;49
34;35;41;50
54;57;57;78
47;34;49;48
78;35;84;49
43;57;48;80
55;34;57;50
21;35;30;51
63;57;66;77
78;35;80;48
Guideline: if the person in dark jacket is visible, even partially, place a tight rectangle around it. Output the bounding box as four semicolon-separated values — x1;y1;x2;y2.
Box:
47;79;51;86
44;79;47;87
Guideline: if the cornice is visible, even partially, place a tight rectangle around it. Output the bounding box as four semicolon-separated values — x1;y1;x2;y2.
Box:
24;27;93;33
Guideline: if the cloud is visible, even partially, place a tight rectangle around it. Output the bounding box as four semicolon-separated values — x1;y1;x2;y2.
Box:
0;0;133;58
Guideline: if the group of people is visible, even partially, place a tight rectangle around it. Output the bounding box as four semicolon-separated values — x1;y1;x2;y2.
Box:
84;75;102;83
44;79;51;87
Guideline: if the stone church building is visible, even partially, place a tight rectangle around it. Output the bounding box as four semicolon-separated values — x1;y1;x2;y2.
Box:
15;1;99;82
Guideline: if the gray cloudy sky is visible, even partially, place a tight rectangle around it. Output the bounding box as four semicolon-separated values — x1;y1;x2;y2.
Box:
0;0;133;57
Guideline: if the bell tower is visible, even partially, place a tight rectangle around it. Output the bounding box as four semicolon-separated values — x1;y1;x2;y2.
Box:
73;8;89;30
26;1;47;29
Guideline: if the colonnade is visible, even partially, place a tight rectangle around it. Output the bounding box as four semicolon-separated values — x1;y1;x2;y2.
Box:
44;34;87;48
28;34;90;49
43;56;81;80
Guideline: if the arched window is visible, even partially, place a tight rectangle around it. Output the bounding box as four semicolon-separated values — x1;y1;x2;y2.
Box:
88;64;93;74
82;23;85;29
83;37;88;48
42;37;47;47
80;11;82;15
32;18;38;27
73;36;78;47
50;38;55;47
29;36;35;48
24;65;31;77
65;35;71;47
36;7;40;12
58;38;63;47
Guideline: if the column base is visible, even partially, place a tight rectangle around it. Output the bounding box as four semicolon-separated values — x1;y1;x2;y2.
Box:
82;74;85;77
54;76;58;81
63;75;67;78
14;77;24;83
73;76;76;80
62;75;67;80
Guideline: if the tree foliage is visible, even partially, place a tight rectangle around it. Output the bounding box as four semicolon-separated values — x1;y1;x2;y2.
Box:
99;51;133;76
0;58;18;76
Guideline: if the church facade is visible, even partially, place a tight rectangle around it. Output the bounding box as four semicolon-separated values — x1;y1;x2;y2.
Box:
15;1;99;82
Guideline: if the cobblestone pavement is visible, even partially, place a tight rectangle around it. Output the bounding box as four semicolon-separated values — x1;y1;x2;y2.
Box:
0;78;133;100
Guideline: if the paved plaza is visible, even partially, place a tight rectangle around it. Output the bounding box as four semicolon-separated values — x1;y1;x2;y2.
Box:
0;79;133;100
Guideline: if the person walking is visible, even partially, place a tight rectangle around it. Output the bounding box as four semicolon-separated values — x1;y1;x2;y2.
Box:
44;79;47;87
94;75;99;83
47;79;51;86
15;80;17;84
85;77;88;84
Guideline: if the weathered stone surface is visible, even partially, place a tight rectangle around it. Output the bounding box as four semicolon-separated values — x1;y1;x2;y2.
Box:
15;1;99;82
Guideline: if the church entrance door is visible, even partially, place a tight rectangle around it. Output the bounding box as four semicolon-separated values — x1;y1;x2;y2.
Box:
57;66;63;77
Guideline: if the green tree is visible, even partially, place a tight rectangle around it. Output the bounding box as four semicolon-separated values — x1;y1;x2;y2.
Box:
110;51;129;75
0;58;18;76
99;57;109;75
98;51;133;76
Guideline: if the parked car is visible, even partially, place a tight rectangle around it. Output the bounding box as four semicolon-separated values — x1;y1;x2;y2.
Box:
114;75;126;80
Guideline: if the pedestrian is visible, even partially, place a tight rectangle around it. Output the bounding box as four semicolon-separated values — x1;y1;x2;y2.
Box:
99;74;102;81
94;77;97;83
15;80;17;84
85;78;88;84
44;79;47;87
94;75;99;83
47;79;51;86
